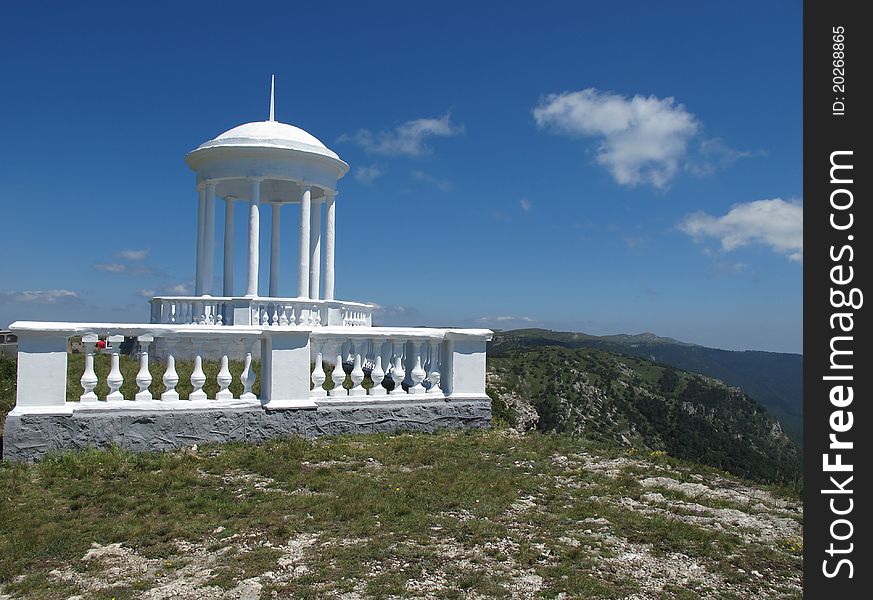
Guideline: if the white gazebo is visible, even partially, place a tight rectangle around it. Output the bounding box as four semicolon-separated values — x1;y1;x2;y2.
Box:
150;77;373;328
4;77;493;462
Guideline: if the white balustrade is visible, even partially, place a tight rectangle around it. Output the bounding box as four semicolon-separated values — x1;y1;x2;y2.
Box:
8;322;491;417
329;354;346;396
348;348;366;397
370;355;386;395
389;350;406;395
426;340;443;395
409;341;427;393
150;296;374;329
135;335;154;401
80;335;99;403
240;337;257;400
189;351;207;401
311;344;327;397
106;335;125;401
215;339;234;400
161;339;180;401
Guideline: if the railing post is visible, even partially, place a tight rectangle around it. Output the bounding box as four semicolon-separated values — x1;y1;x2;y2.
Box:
11;331;70;413
444;335;489;398
261;330;316;409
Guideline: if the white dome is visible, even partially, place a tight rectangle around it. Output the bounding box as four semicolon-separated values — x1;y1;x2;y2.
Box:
195;120;341;161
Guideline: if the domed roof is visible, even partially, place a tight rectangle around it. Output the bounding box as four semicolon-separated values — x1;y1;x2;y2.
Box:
193;119;341;161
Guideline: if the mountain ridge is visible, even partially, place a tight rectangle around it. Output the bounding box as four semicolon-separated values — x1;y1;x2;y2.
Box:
489;329;802;445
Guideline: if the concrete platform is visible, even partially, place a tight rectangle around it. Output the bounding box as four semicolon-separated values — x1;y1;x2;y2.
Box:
1;398;491;462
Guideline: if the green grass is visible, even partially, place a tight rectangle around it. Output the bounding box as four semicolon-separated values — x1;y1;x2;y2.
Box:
0;428;802;599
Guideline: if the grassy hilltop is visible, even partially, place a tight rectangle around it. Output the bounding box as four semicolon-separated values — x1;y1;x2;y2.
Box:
0;347;802;598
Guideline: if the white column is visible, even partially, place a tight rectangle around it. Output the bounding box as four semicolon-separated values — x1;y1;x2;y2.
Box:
309;198;322;300
269;203;281;297
323;193;336;300
246;179;261;297
223;198;234;297
203;182;216;296
194;185;206;296
298;186;311;298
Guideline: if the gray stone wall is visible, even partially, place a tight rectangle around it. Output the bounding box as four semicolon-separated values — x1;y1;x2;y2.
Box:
2;398;491;462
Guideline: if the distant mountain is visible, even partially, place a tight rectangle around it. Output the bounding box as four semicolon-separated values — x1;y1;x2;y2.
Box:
487;343;800;485
489;329;802;445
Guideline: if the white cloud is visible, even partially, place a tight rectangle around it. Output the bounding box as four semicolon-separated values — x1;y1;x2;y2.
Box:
117;248;149;261
476;315;536;323
166;283;192;295
0;289;79;304
411;170;452;191
339;113;464;157
95;263;127;273
533;88;700;189
679;198;803;261
369;303;419;326
354;165;382;184
94;263;156;276
519;198;532;213
139;282;192;297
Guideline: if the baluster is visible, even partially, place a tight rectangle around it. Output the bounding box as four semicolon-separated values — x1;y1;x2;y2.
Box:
216;339;233;400
106;335;125;401
342;309;349;327
349;345;366;396
288;306;297;325
329;354;347;396
279;305;289;326
135;335;154;400
389;343;406;394
312;306;321;326
189;341;207;400
80;334;99;402
216;311;224;326
370;353;386;396
311;343;327;397
261;304;269;326
161;339;180;400
271;303;279;326
409;341;427;393
426;340;443;394
240;338;257;400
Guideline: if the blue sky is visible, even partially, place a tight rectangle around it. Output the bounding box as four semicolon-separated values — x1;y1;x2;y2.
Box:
0;1;802;353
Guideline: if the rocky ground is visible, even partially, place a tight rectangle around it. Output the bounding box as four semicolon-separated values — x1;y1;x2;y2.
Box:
0;430;801;599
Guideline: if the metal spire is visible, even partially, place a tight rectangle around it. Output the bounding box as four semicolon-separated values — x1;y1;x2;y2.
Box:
269;74;275;122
